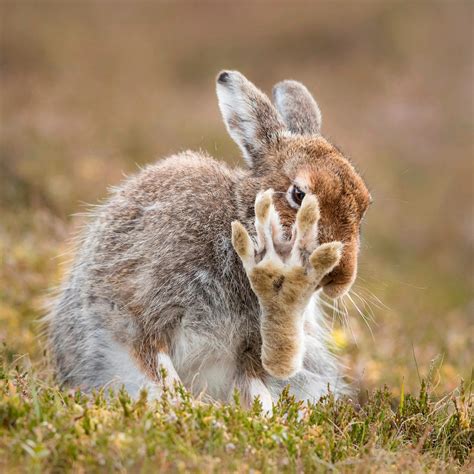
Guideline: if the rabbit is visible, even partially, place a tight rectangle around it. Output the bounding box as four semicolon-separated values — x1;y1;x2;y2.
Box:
47;70;371;409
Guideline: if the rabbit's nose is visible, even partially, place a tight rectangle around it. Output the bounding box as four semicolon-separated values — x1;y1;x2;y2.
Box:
320;274;334;287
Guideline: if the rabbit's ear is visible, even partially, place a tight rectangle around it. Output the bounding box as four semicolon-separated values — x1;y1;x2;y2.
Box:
216;70;285;168
272;80;322;135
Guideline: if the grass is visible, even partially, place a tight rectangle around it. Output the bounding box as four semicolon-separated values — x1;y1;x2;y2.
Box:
1;1;473;472
1;354;472;473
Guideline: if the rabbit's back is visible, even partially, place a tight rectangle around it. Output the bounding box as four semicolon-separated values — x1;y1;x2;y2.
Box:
85;151;245;313
48;151;259;395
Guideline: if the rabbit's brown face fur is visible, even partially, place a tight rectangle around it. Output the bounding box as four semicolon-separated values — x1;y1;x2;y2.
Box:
264;137;370;298
218;71;370;298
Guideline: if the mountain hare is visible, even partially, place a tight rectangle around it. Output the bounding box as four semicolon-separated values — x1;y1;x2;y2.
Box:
48;71;371;409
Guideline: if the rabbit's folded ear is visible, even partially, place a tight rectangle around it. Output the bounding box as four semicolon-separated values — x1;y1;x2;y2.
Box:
216;70;286;168
272;80;322;136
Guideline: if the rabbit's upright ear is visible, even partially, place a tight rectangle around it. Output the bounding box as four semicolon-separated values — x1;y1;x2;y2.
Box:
272;80;322;135
216;70;285;168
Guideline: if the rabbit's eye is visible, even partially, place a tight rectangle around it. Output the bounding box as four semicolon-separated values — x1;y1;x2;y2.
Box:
290;185;306;207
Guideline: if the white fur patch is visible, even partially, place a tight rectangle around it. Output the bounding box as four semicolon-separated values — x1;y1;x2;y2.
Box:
247;377;273;412
96;342;182;400
171;325;237;402
157;352;180;385
101;338;158;398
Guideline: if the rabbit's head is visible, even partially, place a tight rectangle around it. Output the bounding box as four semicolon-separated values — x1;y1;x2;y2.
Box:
217;70;371;298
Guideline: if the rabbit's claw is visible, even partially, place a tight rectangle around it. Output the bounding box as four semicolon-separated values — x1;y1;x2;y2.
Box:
231;190;343;311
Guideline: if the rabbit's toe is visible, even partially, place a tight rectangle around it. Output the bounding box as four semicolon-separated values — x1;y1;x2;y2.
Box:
296;193;320;235
310;241;343;278
231;221;254;269
290;194;320;265
255;189;281;257
255;189;274;223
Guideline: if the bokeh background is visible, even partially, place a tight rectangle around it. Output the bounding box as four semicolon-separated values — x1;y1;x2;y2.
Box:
1;1;472;396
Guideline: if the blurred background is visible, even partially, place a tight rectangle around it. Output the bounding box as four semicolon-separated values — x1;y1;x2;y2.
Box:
1;1;472;396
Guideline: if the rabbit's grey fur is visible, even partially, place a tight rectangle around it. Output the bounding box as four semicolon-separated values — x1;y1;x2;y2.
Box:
48;71;371;407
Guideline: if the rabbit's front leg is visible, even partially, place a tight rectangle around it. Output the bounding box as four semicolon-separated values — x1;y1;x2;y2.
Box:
237;349;274;412
132;343;181;398
142;352;181;400
232;190;342;380
156;351;181;388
